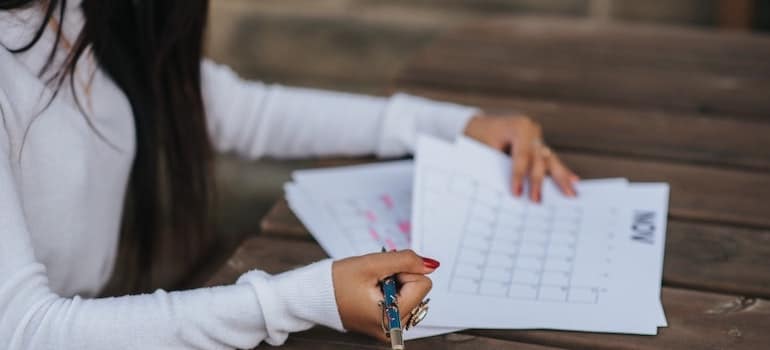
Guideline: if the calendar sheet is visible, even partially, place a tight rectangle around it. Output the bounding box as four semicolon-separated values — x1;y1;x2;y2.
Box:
286;161;414;258
411;136;668;334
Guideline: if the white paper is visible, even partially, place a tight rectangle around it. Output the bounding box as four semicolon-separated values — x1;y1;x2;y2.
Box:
625;183;670;327
284;161;461;339
411;136;667;334
288;161;415;257
283;137;669;337
453;137;668;327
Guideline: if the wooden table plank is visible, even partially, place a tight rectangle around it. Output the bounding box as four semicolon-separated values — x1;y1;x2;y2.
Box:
396;17;770;119
207;236;770;350
283;328;567;350
557;151;770;228
413;41;770;90
664;221;770;297
398;57;770;121
449;18;770;70
260;199;770;298
469;287;769;350
426;33;770;79
396;88;770;171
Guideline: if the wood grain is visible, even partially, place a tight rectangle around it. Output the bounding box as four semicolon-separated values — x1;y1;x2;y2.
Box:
280;327;567;350
469;287;769;350
396;17;770;119
259;199;770;298
206;236;770;350
663;221;770;298
557;151;770;228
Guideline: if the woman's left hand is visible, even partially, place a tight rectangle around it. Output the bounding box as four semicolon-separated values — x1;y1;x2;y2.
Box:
463;114;579;202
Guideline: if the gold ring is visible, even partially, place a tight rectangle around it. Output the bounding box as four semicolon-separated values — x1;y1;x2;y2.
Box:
540;146;552;159
405;299;430;330
532;139;551;158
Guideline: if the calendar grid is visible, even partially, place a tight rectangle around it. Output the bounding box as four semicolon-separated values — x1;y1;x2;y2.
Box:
438;172;604;304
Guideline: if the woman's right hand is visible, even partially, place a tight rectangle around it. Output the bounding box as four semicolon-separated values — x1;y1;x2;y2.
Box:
332;250;440;341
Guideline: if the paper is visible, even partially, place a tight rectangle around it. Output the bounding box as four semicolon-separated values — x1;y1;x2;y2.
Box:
411;136;668;334
284;161;461;339
286;161;414;258
454;136;668;327
283;136;669;337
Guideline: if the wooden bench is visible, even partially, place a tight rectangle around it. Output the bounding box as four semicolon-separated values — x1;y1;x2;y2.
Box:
205;17;770;349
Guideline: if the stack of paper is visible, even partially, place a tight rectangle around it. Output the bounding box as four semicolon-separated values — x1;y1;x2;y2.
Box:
284;135;669;337
412;136;668;335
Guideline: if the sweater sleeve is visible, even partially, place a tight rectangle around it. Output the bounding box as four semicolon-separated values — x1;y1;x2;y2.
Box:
201;60;479;159
0;92;343;349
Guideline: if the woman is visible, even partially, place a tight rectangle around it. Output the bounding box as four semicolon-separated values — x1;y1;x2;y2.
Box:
0;0;578;349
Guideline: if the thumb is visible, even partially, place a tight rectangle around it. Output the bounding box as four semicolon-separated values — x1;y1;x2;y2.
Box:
396;273;432;323
367;250;439;280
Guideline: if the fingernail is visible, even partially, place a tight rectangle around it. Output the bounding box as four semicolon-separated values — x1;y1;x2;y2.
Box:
515;183;523;197
422;257;440;269
529;188;538;202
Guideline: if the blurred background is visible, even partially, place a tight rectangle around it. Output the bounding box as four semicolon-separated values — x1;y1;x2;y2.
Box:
203;0;770;254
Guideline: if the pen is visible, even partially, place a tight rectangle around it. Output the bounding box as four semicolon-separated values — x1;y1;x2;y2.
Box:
381;248;404;349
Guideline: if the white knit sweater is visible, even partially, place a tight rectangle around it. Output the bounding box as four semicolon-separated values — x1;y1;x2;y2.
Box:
0;3;477;350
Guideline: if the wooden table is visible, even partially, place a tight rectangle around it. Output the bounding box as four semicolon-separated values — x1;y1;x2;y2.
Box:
206;17;770;349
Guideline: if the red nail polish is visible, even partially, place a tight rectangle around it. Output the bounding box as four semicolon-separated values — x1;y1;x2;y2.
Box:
515;183;523;197
422;257;440;269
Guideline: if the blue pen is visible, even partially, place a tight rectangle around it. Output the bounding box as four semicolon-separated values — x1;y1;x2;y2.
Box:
381;248;404;349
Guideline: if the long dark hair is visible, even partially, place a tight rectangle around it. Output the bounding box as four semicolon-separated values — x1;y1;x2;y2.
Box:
0;0;214;293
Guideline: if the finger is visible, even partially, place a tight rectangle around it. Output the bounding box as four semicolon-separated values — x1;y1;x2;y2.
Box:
363;250;439;279
396;273;432;322
529;154;547;203
511;141;533;197
549;155;578;197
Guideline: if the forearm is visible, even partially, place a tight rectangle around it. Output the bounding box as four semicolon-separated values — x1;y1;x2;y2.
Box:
2;259;341;350
202;60;479;160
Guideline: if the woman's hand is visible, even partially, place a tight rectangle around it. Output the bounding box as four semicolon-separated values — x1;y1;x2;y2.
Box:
332;250;439;342
464;114;579;202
